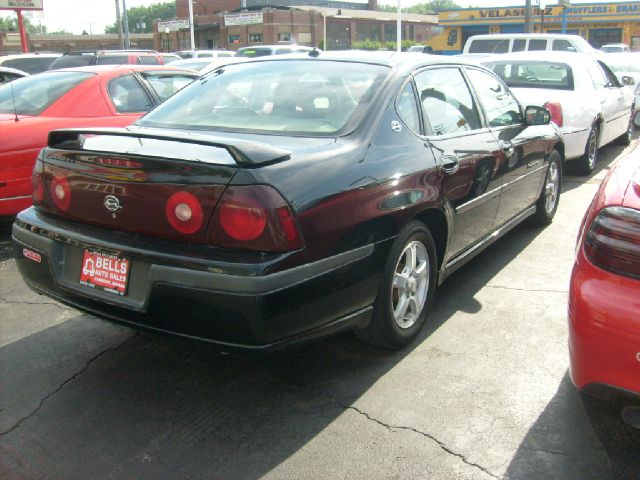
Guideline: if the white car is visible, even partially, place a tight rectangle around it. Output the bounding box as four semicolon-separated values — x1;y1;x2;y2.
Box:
601;43;630;53
0;52;61;74
483;52;635;174
600;52;640;123
175;50;234;59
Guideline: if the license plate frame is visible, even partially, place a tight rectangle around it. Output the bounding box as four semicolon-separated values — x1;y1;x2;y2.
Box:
79;249;130;297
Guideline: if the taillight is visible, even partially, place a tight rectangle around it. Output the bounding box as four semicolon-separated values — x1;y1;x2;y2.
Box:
584;206;640;279
209;185;302;252
165;191;204;234
544;101;563;127
49;175;71;211
32;158;44;205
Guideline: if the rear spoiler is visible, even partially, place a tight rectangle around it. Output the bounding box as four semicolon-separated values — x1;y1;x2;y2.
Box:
47;127;292;166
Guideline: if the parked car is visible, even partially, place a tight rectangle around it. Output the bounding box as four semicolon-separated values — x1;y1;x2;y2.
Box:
0;65;197;217
569;140;640;428
0;66;28;84
464;34;596;55
48;50;164;70
234;45;315;57
175;50;234;59
407;45;434;54
159;53;182;64
483;52;635;174
0;52;61;74
169;57;245;72
601;43;630;53
600;52;640;124
12;53;562;351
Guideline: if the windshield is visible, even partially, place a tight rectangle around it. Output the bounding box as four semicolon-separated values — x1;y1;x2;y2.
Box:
0;71;93;115
485;61;574;91
137;60;389;135
234;48;274;57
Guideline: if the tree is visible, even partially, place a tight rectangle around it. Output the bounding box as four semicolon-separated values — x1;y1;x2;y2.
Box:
105;1;176;34
0;14;44;34
378;0;460;14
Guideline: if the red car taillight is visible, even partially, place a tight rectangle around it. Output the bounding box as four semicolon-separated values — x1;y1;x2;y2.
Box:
165;191;204;234
208;185;302;252
544;101;563;127
49;175;71;211
32;158;44;205
584;206;640;279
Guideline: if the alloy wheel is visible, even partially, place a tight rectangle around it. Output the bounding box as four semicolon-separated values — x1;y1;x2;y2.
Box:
587;128;598;170
544;161;560;214
391;240;429;329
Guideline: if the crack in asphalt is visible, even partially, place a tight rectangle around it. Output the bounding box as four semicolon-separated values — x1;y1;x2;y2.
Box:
485;285;568;294
0;296;73;310
343;404;501;479
0;333;137;438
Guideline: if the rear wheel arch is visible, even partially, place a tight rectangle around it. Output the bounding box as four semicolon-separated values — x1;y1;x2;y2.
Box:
553;141;565;163
411;207;448;271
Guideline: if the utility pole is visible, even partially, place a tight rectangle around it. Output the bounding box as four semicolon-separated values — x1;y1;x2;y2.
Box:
123;0;131;48
396;0;401;52
188;0;195;50
115;0;124;48
524;0;532;33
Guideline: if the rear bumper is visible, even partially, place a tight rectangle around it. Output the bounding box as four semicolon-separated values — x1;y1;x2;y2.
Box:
13;208;388;351
568;251;640;397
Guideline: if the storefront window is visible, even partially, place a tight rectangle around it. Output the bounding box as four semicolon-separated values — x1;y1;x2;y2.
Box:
278;32;292;42
228;34;241;45
249;33;263;43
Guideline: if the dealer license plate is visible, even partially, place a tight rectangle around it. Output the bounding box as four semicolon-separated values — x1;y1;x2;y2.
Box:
79;250;130;296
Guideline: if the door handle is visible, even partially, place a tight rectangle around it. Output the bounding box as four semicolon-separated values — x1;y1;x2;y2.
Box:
498;140;514;157
441;154;460;174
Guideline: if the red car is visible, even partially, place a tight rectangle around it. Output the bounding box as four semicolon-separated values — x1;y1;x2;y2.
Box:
569;140;640;427
0;65;197;217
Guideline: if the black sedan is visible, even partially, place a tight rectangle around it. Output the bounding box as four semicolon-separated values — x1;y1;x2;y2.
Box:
13;52;563;351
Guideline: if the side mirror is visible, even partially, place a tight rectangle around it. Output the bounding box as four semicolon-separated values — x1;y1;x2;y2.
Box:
524;105;551;126
622;75;635;86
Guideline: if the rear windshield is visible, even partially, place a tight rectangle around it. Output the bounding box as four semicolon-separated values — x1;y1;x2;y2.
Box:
468;39;509;54
3;56;57;74
0;71;93;115
486;61;574;91
137;60;389;135
49;55;95;69
96;55;129;65
234;48;274;57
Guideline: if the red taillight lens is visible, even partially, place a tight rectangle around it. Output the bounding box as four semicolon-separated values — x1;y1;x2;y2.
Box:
209;185;303;252
49;175;71;211
543;101;563;127
32;158;44;205
584;206;640;279
165;191;204;234
219;195;267;241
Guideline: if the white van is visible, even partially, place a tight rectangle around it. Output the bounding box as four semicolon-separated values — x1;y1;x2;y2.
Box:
463;34;596;55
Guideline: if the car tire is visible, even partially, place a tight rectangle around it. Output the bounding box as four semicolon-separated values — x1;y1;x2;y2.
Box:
531;149;562;226
577;125;599;175
615;112;634;146
356;221;437;349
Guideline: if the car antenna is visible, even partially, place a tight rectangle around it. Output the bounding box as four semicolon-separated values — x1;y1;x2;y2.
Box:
10;81;19;122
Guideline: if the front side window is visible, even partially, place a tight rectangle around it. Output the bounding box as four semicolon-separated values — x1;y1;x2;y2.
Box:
466;68;522;128
486;61;574;91
397;82;421;133
415;67;481;136
597;60;621;87
552;39;576;51
108;74;154;113
0;71;93;115
586;59;608;88
137;60;389;135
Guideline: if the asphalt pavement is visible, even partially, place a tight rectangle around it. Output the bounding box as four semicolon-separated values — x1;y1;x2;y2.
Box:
1;136;639;480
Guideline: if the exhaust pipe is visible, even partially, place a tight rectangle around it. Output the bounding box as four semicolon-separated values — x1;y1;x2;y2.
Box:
621;406;640;429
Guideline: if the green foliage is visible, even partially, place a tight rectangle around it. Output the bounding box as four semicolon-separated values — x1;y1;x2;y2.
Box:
105;1;176;34
377;0;460;14
0;14;45;34
352;39;419;51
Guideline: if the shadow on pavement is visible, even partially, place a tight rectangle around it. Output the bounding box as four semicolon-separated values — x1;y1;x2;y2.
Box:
0;221;546;479
0;221;13;262
504;372;640;480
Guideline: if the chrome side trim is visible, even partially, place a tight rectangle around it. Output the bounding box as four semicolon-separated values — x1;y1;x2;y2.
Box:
455;185;501;215
0;195;31;202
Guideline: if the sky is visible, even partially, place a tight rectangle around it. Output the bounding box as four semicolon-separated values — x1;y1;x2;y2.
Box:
0;0;630;35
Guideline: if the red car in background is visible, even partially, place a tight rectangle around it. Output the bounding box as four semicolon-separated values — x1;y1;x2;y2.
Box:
0;65;197;217
569;140;640;427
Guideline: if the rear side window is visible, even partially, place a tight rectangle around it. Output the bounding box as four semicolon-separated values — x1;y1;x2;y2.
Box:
218;52;233;57
0;71;93;115
138;55;159;65
468;39;509;54
397;83;421;133
486;61;574;90
108;74;154;113
513;39;526;52
142;73;195;101
198;53;213;58
527;39;547;51
49;55;95;69
3;56;57;74
415;67;481;135
466;68;522;127
96;55;130;65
